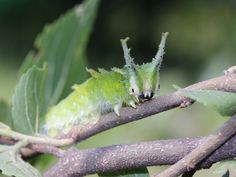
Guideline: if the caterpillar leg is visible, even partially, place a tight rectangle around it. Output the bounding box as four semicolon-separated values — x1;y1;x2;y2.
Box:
114;103;122;116
129;100;137;108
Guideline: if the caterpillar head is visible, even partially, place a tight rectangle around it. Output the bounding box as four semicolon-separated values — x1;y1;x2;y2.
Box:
120;32;168;102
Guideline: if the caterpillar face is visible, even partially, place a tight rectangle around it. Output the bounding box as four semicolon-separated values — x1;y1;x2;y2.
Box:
127;63;159;102
121;32;168;102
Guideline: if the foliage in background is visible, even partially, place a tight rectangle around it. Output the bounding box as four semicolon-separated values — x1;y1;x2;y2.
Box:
0;0;99;176
19;0;99;106
213;160;236;177
0;144;42;177
0;0;236;177
0;101;12;127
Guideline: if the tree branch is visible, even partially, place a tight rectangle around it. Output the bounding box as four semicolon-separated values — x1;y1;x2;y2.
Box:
43;134;236;177
62;74;236;143
43;73;236;177
12;74;236;158
154;114;236;177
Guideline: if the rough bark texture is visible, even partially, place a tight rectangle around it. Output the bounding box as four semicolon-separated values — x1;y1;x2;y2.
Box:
42;74;236;177
44;134;236;177
155;114;236;177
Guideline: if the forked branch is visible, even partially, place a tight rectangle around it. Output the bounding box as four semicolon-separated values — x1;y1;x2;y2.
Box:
44;133;236;177
154;114;236;177
43;73;236;176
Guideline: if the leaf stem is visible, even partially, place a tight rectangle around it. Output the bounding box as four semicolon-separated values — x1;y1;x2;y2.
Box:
0;128;73;147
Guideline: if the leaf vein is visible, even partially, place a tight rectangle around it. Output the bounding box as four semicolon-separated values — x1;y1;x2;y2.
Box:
34;79;39;134
24;74;34;134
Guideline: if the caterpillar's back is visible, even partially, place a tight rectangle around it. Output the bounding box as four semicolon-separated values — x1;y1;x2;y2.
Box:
43;70;132;136
42;33;168;137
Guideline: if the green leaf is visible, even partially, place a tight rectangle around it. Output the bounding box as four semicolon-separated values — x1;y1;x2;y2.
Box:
222;170;230;177
177;89;236;116
19;51;36;75
213;160;236;176
19;0;99;106
0;145;42;177
11;65;47;135
0;100;12;128
98;168;150;177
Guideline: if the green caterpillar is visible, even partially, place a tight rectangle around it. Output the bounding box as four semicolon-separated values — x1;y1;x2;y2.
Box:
42;32;168;137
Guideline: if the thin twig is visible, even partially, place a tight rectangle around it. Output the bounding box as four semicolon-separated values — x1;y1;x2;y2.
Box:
43;134;236;177
29;144;65;157
21;146;64;159
0;136;65;158
0;128;74;146
0;136;16;145
154;114;236;177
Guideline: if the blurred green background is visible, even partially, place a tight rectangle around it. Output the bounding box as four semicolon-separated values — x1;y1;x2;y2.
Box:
0;0;235;176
